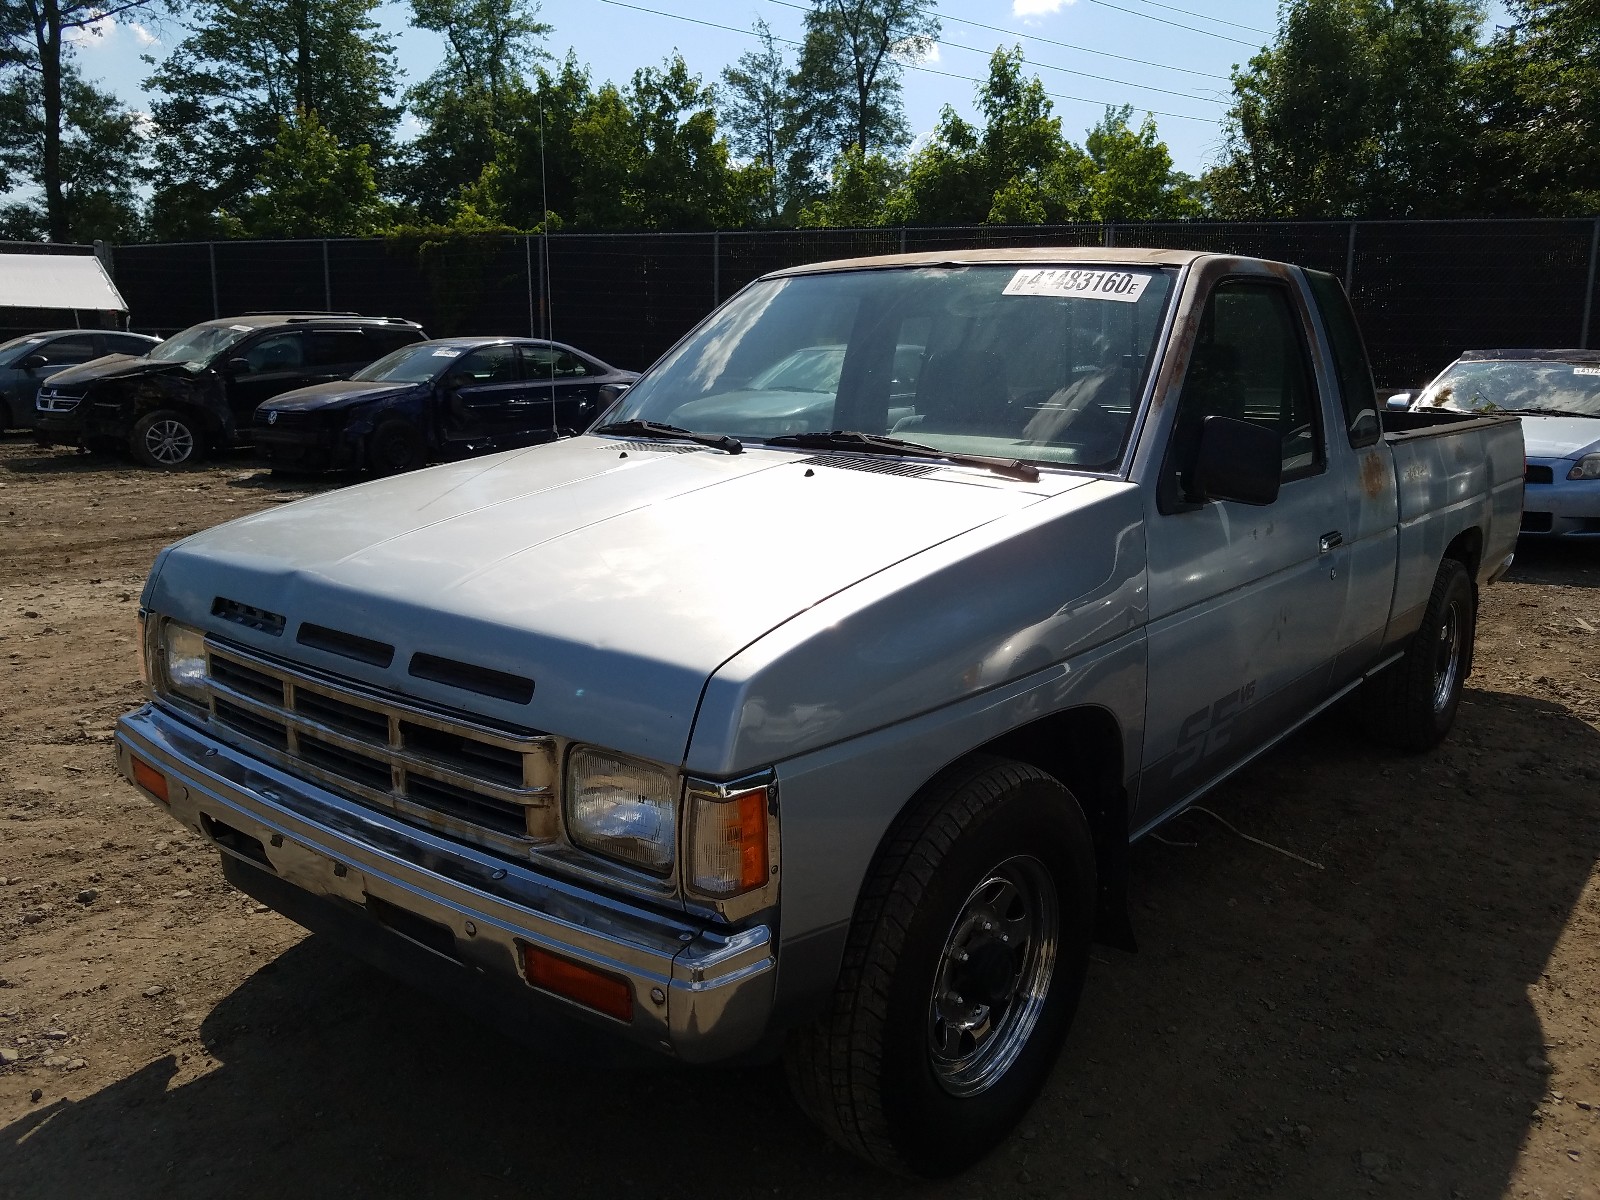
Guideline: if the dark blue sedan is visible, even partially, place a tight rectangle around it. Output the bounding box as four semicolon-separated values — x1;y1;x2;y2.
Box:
253;336;639;473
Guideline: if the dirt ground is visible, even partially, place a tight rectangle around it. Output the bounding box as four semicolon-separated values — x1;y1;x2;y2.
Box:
1;434;1596;1200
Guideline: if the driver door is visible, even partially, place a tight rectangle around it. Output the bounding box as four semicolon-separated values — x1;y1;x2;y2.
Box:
1138;276;1350;824
438;344;526;445
224;331;309;428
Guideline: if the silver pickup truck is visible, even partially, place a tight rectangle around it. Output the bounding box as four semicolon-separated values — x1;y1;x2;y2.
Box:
116;249;1522;1176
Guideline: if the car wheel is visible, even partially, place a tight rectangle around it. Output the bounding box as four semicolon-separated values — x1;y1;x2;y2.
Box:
367;419;427;474
1365;557;1474;752
784;755;1096;1177
130;410;205;469
0;396;13;431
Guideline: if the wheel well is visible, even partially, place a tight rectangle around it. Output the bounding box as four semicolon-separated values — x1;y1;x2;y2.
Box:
973;707;1135;950
1443;527;1482;578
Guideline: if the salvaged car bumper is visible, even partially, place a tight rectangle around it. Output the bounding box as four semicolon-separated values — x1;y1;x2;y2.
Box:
254;425;360;472
1522;460;1600;537
114;703;777;1062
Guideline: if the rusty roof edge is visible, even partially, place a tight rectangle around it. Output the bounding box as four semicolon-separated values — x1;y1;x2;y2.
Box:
762;245;1216;278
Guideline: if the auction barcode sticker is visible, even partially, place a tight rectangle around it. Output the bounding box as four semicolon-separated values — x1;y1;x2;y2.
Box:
1574;366;1600;376
1003;268;1152;303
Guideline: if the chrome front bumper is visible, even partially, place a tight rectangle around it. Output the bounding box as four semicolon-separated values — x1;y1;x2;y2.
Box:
115;703;776;1062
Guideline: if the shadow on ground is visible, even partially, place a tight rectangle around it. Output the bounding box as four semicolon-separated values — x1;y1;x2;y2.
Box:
4;687;1596;1199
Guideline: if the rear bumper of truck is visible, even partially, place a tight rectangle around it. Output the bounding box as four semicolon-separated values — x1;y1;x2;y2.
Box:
114;703;776;1063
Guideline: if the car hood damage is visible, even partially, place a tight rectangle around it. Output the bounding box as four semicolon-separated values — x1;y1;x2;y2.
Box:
45;354;188;388
148;435;1060;762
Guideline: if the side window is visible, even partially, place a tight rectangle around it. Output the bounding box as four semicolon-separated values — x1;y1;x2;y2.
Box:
106;334;154;356
521;346;589;379
1304;270;1380;447
449;344;518;386
1165;279;1324;505
242;332;305;374
44;335;99;365
365;327;421;357
307;330;370;367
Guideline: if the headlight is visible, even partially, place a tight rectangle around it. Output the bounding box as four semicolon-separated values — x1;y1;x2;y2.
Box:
565;747;677;874
159;619;208;703
1567;453;1600;480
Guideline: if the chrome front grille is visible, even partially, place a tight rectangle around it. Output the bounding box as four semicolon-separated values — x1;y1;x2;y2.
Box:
36;388;84;412
201;640;557;855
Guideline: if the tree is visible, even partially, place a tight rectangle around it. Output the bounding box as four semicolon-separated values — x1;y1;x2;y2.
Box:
1468;0;1600;215
719;19;794;222
233;107;385;236
463;53;765;231
1;0;163;240
145;0;400;238
786;0;939;184
1080;106;1199;221
398;0;550;219
0;63;145;240
1212;0;1483;218
798;143;902;226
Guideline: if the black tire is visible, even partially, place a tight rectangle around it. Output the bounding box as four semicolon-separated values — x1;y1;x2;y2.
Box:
0;396;13;431
1366;557;1475;752
784;755;1096;1177
130;409;205;469
367;419;427;474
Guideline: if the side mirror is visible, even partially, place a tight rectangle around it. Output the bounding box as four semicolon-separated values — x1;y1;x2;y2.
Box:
1385;392;1413;412
225;356;251;374
1190;415;1280;507
19;353;48;370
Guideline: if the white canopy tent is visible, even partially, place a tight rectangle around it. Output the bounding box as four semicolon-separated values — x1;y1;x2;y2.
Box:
0;251;127;319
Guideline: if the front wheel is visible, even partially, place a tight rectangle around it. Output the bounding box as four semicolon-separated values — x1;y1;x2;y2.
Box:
366;419;427;474
784;756;1096;1177
1366;557;1475;752
130;409;204;469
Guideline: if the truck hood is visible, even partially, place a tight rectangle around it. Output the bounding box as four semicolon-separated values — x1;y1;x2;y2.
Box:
45;353;188;387
263;380;418;412
1519;414;1600;459
149;435;1068;762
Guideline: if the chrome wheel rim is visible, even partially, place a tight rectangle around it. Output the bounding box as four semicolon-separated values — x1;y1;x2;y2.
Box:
145;419;194;465
1432;598;1463;713
927;854;1059;1097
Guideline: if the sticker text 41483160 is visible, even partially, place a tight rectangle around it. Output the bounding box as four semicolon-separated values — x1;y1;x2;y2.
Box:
1003;268;1153;304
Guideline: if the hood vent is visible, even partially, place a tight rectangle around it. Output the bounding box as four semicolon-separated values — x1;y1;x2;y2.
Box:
297;622;395;668
618;441;703;454
800;454;940;478
409;652;535;705
212;597;285;637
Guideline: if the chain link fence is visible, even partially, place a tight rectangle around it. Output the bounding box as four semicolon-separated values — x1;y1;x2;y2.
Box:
107;218;1600;387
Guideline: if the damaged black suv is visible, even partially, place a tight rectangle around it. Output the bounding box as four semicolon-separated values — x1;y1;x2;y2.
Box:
34;312;426;468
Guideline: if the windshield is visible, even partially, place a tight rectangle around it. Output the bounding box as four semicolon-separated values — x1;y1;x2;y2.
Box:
607;264;1175;469
146;322;248;367
0;334;48;366
1417;360;1600;417
352;342;457;383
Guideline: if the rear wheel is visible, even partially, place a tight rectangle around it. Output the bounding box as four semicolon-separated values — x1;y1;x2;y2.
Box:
130;409;204;469
784;755;1095;1177
367;419;427;474
1366;557;1475;752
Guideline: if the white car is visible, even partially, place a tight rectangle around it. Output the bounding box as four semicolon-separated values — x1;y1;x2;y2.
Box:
1405;349;1600;538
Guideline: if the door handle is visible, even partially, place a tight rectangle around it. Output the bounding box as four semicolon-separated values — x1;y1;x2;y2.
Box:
1319;530;1344;554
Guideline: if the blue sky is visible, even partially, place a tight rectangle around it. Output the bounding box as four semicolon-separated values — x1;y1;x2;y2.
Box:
67;0;1509;177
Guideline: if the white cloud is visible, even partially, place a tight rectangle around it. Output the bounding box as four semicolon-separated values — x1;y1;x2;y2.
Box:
64;12;116;46
924;42;941;64
129;22;159;47
1013;0;1076;18
891;34;938;64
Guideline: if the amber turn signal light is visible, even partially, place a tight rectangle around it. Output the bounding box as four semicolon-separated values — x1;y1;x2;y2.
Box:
520;943;634;1023
130;755;169;805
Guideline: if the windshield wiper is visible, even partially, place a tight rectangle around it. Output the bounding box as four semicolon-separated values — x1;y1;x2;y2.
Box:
593;419;743;454
764;430;1041;482
1499;407;1597;419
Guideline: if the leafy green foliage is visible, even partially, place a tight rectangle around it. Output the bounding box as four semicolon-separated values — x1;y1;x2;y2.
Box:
146;0;400;239
798;144;904;226
231;107;386;236
1211;0;1484;217
1468;0;1600;215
